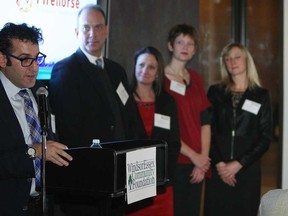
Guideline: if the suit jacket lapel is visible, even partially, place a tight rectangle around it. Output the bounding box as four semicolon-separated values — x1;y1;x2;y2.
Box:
75;49;113;112
0;80;26;145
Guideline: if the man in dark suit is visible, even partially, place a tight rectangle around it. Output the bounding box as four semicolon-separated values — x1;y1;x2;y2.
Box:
0;23;73;215
49;4;138;148
49;4;139;216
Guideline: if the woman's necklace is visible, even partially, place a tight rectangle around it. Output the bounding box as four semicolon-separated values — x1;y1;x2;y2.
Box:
134;90;155;111
167;65;189;85
137;101;154;111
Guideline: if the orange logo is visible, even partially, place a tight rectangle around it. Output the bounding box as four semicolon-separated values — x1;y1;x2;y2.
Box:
16;0;34;12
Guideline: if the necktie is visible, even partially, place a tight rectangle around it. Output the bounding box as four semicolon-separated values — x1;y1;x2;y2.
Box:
18;89;41;187
95;58;103;69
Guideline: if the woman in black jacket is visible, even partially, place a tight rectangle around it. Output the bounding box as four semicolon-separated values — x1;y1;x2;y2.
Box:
204;43;272;216
126;46;181;215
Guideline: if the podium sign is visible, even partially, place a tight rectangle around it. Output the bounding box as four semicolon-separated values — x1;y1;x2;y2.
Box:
126;147;157;204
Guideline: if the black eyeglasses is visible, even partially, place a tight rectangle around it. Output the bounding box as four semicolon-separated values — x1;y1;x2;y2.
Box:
2;51;46;67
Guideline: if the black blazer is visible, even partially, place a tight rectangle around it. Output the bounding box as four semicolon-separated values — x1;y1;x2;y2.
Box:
49;49;139;148
0;80;50;215
136;90;181;183
207;84;272;168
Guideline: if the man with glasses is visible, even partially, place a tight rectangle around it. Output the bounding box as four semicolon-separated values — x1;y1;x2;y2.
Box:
49;3;139;216
0;22;73;215
1;50;46;67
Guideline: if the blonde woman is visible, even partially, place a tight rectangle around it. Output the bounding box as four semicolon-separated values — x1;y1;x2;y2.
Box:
204;43;272;216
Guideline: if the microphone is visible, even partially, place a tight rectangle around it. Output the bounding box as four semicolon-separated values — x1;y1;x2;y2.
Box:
36;86;49;132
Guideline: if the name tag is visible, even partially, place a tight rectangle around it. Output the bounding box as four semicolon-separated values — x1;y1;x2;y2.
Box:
154;113;171;130
116;82;129;105
242;99;261;115
51;114;56;133
170;80;186;96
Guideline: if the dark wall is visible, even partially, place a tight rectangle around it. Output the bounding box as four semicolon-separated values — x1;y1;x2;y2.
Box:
105;0;200;81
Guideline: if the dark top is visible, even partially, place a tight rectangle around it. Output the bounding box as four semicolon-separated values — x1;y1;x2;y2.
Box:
207;84;272;167
135;90;181;183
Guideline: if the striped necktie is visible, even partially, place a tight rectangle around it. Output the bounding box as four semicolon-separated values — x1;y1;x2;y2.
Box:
96;58;103;69
18;89;41;187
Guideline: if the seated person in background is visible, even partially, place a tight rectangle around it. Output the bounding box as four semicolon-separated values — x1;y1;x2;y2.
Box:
259;189;288;216
126;46;181;216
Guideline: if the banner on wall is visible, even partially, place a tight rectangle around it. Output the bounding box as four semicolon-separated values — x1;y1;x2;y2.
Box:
0;0;97;79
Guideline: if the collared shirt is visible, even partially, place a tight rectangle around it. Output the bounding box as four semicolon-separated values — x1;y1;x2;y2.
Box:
0;71;39;196
80;47;104;68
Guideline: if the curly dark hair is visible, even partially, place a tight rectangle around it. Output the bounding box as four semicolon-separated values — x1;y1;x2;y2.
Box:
0;22;43;53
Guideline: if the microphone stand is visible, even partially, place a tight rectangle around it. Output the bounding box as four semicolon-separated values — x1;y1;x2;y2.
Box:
41;127;48;216
36;87;50;215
